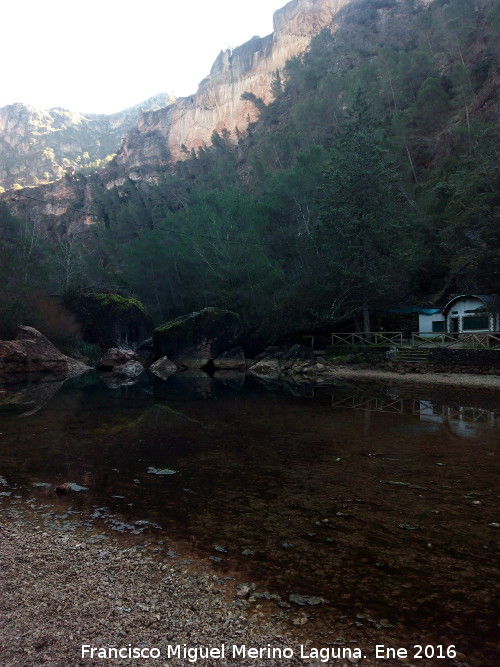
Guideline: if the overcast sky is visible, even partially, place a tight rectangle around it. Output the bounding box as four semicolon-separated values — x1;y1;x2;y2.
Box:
1;0;287;114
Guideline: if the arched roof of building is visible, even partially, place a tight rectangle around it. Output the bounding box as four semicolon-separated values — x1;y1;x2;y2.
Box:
442;294;500;315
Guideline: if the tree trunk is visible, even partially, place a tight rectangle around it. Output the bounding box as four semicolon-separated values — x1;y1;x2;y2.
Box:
363;300;371;337
361;233;371;336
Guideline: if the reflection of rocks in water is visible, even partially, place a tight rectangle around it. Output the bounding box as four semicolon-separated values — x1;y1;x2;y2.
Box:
98;362;144;389
213;371;246;391
153;370;227;401
213;346;246;371
98;372;141;389
251;375;315;397
135;372;155;395
281;380;316;397
0;377;65;416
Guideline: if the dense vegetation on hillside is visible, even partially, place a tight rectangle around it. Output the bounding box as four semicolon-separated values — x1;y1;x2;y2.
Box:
0;0;498;345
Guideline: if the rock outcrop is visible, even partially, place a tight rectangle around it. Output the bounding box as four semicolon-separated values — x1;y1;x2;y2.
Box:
0;326;89;376
68;293;153;349
153;308;243;369
116;0;348;172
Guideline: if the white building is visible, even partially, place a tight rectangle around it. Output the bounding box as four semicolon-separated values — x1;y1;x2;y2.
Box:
442;294;500;334
418;308;445;337
417;295;500;337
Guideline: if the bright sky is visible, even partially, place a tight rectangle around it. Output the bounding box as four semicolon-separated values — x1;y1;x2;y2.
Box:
1;0;287;114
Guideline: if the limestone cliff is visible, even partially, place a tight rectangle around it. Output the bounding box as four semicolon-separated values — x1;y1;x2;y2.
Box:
0;0;350;231
117;0;350;174
0;94;174;190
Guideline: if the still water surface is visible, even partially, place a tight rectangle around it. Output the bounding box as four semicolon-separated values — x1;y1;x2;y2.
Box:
0;372;498;662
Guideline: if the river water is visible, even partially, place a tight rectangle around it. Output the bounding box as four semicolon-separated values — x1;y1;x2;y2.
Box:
0;371;498;663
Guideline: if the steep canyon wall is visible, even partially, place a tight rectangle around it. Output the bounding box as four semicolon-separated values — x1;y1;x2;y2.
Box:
117;0;350;173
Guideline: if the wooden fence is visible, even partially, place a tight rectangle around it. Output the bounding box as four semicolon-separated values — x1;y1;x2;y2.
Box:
411;332;500;349
306;331;500;349
330;331;403;346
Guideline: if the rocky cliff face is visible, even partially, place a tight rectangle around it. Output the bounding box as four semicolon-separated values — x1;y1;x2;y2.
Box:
0;94;174;190
117;0;349;174
0;0;349;230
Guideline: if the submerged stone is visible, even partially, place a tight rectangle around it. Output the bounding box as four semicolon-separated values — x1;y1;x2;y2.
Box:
147;467;177;475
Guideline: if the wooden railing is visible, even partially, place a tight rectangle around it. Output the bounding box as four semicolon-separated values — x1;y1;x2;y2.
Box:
411;333;460;348
331;332;403;346
306;331;500;350
411;332;500;349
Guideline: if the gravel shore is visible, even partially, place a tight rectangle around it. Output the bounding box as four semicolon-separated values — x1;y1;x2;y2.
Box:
0;522;307;667
320;367;500;389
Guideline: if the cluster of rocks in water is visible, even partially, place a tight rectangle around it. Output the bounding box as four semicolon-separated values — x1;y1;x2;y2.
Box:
94;343;323;388
0;307;326;388
248;345;327;381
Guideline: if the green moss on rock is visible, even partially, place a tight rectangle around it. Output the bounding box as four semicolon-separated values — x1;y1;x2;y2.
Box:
154;308;240;336
153;308;243;368
87;293;149;318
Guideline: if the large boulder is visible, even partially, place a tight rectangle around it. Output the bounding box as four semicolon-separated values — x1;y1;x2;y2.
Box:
0;326;89;376
66;292;153;349
153;308;243;369
213;346;246;371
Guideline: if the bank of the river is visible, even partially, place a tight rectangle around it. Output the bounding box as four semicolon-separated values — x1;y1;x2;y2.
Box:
0;516;418;667
0;519;304;667
248;347;499;391
318;366;500;390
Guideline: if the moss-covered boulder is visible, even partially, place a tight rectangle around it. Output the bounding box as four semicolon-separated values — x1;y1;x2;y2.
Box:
68;293;153;349
153;308;243;369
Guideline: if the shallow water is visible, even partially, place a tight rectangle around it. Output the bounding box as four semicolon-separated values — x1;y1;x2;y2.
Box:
0;372;498;662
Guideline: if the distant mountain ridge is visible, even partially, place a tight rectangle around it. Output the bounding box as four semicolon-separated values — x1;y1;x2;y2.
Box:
0;93;174;191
